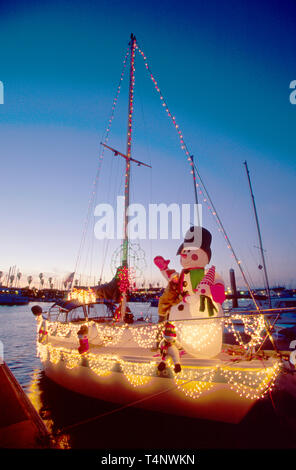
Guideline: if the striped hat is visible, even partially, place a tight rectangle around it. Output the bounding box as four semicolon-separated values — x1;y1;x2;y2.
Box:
200;266;216;286
163;322;176;338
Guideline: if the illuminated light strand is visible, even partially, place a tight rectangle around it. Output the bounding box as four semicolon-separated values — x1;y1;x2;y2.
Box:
119;360;156;386
175;321;223;352
221;361;281;400
95;324;126;346
224;314;266;350
136;40;260;312
117;266;136;293
67;288;96;304
45;314;265;353
130;324;162;348
47;321;81;337
173;366;217;399
39;340;281;400
73;45;130;281
88;355;118;377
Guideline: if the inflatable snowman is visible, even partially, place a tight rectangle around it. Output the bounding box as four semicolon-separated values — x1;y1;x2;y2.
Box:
154;226;225;359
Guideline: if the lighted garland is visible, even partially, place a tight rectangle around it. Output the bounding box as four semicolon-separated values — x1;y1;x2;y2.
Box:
220;361;280;400
38;336;281;400
95;323;126;346
45;312;267;353
130;323;162;348
119;360;156;387
117;266;136;293
47;322;81;337
175;321;223;353
68;288;96;304
88;354;119;377
173;365;217;399
224;314;266;350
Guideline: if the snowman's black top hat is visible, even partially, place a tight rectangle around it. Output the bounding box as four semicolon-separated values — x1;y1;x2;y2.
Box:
176;226;212;262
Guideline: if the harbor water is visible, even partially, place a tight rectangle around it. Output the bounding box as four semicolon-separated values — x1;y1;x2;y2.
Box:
0;302;296;449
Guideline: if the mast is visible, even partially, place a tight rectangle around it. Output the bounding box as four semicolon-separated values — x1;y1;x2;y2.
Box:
120;33;136;320
244;161;271;307
122;33;136;267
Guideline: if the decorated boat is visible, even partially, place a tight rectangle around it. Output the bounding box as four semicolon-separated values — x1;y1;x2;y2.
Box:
32;34;290;424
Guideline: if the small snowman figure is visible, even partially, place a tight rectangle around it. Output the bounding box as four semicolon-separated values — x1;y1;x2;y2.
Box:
154;226;225;358
158;322;182;373
77;325;89;355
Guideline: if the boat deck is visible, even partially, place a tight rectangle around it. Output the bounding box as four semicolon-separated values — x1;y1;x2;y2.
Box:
48;333;278;371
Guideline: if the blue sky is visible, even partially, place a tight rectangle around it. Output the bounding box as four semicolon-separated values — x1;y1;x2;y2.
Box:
0;0;295;289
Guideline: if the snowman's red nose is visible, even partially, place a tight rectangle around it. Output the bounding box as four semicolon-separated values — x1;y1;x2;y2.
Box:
181;253;187;258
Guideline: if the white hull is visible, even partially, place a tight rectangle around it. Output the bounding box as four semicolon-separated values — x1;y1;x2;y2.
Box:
38;324;280;424
43;359;258;424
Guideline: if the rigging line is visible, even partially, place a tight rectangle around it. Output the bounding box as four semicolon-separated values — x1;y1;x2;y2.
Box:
248;245;264;286
135;41;260;311
137;84;154;284
192;161;261;311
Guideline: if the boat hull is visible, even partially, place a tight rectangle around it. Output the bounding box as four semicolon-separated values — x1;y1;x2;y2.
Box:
42;358;259;424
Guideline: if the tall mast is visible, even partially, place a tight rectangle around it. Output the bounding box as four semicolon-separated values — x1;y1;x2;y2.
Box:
120;34;136;320
122;33;136;267
244;161;271;306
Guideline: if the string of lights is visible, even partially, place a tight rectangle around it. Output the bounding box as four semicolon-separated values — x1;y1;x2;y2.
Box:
135;40;260;310
44;313;266;353
37;341;280;400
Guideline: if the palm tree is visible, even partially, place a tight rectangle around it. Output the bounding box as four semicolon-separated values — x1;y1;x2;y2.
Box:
39;273;44;290
17;272;22;287
27;275;33;288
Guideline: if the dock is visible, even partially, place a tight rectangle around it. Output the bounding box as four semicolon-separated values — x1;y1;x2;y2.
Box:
0;361;51;448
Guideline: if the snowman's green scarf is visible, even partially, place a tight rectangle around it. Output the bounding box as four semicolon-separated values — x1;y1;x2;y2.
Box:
189;268;205;290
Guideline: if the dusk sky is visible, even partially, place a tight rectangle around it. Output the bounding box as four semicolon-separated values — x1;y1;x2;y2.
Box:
0;0;295;289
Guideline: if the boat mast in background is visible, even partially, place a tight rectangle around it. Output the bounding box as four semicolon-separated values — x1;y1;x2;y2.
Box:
190;155;201;226
243;160;271;307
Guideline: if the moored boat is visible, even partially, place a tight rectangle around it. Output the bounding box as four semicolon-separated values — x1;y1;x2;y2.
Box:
32;34;292;424
0;287;29;306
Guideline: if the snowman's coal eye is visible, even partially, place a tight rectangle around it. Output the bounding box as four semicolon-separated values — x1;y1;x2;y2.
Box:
191;254;198;260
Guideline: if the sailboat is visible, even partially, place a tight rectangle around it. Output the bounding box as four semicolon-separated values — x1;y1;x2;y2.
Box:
32;34;285;424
